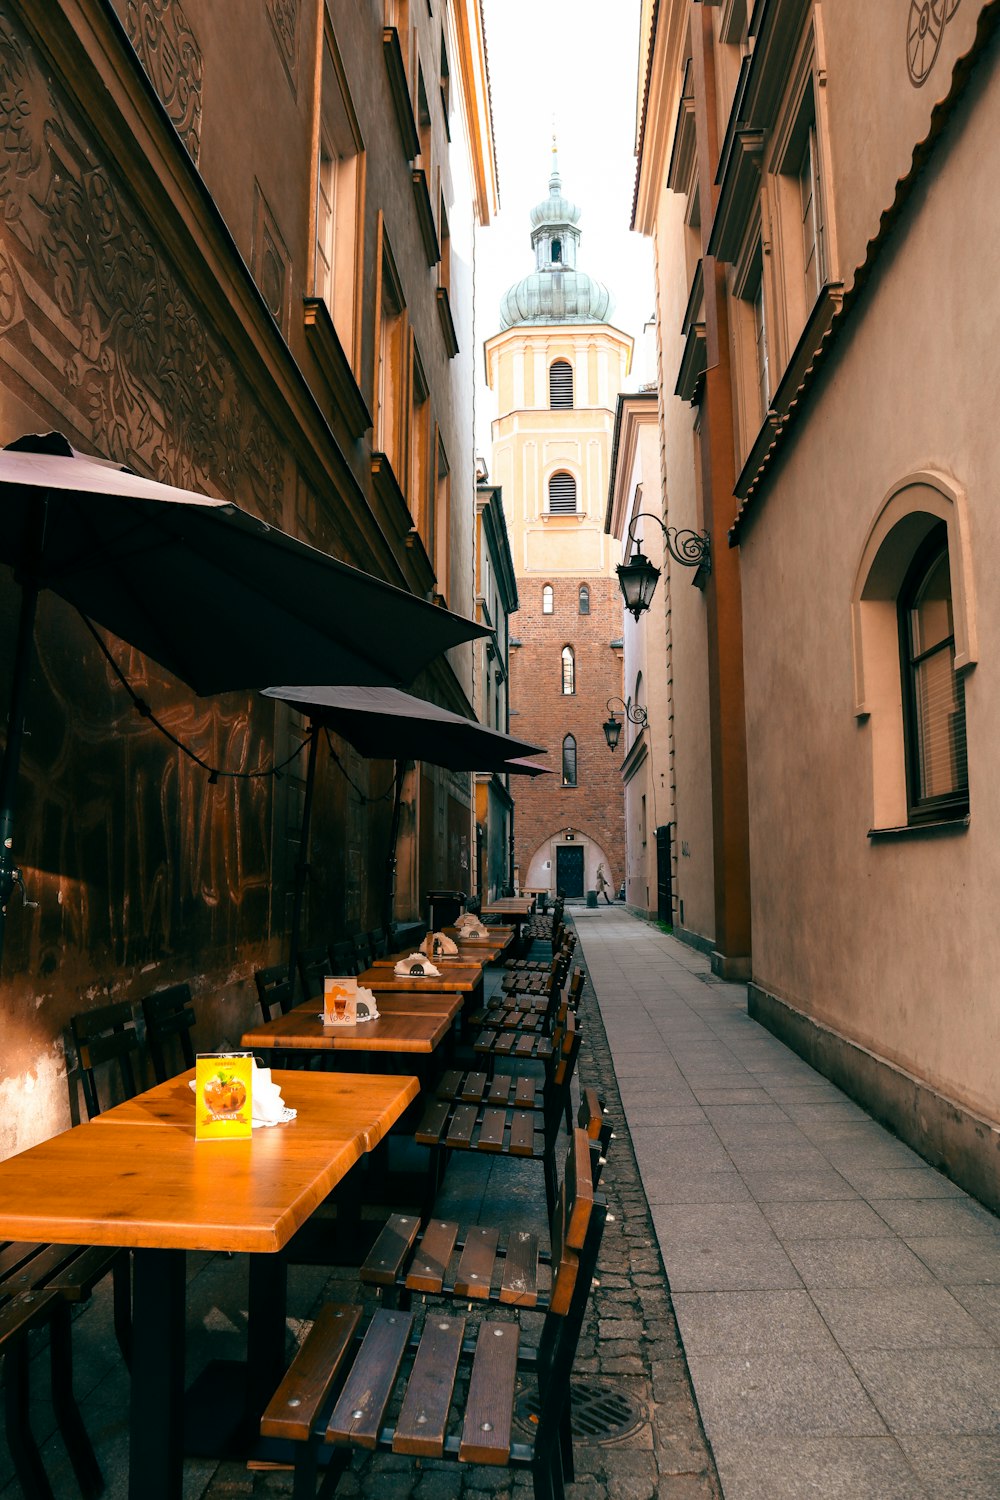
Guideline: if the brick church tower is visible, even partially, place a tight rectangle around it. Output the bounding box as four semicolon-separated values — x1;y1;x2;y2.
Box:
485;144;631;901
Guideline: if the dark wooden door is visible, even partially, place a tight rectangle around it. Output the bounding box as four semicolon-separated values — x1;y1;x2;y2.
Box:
655;824;672;924
556;845;584;898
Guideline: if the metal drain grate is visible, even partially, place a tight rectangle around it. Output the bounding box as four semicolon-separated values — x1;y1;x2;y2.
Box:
515;1380;646;1444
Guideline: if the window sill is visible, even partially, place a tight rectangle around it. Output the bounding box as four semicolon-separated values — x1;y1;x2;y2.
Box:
868;815;970;842
382;28;420;159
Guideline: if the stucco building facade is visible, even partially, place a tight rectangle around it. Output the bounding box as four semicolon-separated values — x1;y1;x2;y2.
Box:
634;0;999;1207
0;0;496;1150
485;150;630;901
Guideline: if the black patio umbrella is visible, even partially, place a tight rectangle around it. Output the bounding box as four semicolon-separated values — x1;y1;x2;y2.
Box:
260;684;546;980
0;432;489;962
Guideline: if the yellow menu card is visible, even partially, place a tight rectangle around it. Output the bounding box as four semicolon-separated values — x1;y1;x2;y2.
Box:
195;1052;253;1140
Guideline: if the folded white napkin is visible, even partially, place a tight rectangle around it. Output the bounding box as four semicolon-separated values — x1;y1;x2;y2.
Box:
394;952;441;977
421;931;458;957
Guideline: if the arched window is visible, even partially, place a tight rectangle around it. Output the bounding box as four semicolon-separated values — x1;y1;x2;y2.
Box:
899;524;968;822
549;362;573;410
561;645;575;695
551;238;562;263
542;583;554;614
851;474;976;833
578;585;590;615
561;734;577;787
548;471;577;513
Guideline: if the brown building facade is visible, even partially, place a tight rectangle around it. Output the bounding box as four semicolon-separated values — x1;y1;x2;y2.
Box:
634;0;1000;1207
0;0;495;1151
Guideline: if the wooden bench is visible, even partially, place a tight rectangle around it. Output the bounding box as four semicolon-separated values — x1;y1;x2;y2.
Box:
417;1013;584;1217
0;1238;130;1499
261;1128;606;1500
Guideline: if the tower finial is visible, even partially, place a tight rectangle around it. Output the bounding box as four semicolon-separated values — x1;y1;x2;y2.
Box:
549;123;561;192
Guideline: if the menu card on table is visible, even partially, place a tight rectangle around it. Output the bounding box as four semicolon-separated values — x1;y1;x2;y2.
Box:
195;1052;253;1140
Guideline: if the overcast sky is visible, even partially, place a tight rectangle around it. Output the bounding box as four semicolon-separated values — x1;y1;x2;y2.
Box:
474;0;655;458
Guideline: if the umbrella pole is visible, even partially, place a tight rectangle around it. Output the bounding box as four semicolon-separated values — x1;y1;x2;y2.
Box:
286;724;320;995
383;760;406;937
0;501;46;969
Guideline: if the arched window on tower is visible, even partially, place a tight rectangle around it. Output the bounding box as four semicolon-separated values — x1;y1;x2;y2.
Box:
578;585;590;615
561;645;575;695
551;238;562;263
548;471;577;513
542;583;554;614
549;362;573;410
561;734;577;787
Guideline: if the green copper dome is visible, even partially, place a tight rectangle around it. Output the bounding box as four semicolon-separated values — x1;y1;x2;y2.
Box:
499;143;615;330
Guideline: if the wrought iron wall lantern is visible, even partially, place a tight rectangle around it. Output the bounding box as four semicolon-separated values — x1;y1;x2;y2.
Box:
603;696;648;752
616;511;711;615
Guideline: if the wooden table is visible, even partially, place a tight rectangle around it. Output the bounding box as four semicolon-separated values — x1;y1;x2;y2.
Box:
356;962;483;994
441;925;514;962
0;1070;418;1500
241;997;460;1057
376;948;489;970
479;898;536;946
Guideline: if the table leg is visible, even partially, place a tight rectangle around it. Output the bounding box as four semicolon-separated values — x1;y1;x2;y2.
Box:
130;1247;186;1500
246;1252;287;1436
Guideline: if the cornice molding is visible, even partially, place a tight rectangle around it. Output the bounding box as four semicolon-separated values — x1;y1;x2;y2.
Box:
382;26;420;160
302;297;372;439
707;128;764;263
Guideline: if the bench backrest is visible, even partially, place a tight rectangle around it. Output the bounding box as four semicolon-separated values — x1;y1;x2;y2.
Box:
328;940;359;976
70;1001;140;1118
298;944;333;999
141;983;197;1082
254;964;295;1022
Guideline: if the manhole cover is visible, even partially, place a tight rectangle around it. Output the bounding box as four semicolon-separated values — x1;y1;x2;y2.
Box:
515;1380;646;1444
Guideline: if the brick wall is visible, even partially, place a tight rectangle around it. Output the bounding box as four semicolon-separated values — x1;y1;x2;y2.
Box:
509;575;626;891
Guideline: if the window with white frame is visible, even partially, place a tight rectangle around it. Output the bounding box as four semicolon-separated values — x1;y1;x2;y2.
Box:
561;645;575;695
542;583;554;614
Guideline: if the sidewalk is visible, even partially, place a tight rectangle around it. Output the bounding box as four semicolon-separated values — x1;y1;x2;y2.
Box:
573;906;1000;1500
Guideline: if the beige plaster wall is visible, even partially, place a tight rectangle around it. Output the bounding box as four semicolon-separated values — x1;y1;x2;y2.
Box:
652;190;716;944
739;57;1000;1124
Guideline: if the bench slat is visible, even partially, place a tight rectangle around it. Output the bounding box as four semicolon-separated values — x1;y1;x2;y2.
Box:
446;1106;477;1149
458;1320;519;1464
476;1109;506;1151
0;1242;87;1297
415;1098;450;1145
361;1214;421;1287
460;1071;488;1103
393;1314;465;1457
260;1302;362;1443
0;1243;47;1281
327;1308;413;1449
487;1073;514;1104
507;1111;537;1158
435;1070;464;1100
406;1220;459;1294
513;1077;538;1109
454;1227;499;1299
499;1230;539;1307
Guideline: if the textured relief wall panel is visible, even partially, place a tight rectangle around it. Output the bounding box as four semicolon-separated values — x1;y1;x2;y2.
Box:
122;0;204;163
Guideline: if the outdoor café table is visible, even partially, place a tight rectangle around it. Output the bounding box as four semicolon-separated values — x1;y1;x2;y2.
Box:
0;1068;418;1500
241;997;461;1068
357;960;485;1035
479;897;536;946
441;923;515;961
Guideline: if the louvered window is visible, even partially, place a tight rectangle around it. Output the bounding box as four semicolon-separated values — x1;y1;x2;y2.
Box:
562;734;577;787
549;361;573;409
899;525;968;822
548;471;577;514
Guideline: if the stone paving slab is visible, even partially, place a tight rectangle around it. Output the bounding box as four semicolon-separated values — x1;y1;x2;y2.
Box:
571;908;1000;1500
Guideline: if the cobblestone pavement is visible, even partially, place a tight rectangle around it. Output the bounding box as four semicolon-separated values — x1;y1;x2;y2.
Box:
0;921;721;1500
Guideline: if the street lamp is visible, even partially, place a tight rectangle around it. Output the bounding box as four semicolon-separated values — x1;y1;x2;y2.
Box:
616;511;711;616
603;696;648;752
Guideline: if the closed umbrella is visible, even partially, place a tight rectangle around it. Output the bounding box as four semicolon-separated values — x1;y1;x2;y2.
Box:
0;431;489;961
260;684;546;979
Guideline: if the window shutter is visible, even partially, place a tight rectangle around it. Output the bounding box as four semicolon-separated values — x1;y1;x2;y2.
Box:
548;472;577;514
549;361;573;409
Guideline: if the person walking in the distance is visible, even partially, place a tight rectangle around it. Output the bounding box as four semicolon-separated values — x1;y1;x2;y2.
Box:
595;863;612;904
